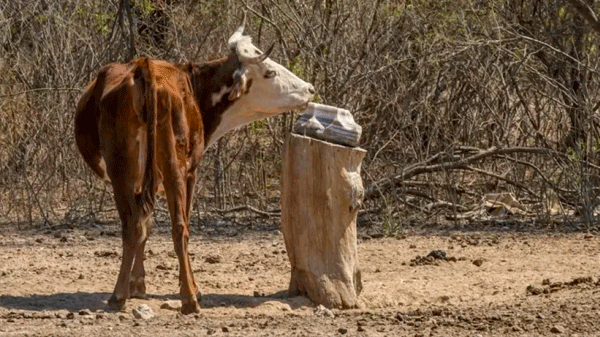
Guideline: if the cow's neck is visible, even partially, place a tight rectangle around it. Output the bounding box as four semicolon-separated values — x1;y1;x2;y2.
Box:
183;57;251;149
184;58;270;150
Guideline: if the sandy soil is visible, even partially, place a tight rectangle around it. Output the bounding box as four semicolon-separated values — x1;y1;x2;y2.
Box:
1;220;599;336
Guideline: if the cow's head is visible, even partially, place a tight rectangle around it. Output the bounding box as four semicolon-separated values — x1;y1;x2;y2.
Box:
226;20;315;114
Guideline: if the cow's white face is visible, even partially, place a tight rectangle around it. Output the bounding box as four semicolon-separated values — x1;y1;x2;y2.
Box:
235;45;315;114
205;26;315;149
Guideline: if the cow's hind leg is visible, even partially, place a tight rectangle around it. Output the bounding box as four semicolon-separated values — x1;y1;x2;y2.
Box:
108;188;146;310
129;215;151;299
160;158;200;314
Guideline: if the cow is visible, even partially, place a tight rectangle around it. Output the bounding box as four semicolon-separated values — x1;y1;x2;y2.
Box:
74;19;315;314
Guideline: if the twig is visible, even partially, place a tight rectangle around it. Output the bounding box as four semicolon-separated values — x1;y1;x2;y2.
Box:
213;205;281;218
462;165;539;199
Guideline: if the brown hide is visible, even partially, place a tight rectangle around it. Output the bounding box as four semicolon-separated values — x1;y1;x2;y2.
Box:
74;56;240;314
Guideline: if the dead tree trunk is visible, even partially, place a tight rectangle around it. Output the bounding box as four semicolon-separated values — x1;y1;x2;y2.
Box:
281;133;365;309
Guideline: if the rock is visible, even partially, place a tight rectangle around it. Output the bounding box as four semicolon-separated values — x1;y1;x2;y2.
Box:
160;300;182;311
132;304;154;320
66;312;75;319
293;103;362;147
314;304;335;318
473;258;484;267
338;327;348;334
78;309;92;316
526;285;543;295
427;250;447;260
550;325;565;333
207;328;217;335
222;326;230;332
205;255;222;264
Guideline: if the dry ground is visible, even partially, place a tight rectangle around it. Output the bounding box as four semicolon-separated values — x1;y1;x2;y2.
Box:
1;219;600;336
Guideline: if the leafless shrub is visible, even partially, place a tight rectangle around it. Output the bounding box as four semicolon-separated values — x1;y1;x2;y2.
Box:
2;0;600;231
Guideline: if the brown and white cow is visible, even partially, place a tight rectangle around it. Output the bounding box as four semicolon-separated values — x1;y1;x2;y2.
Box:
74;21;315;314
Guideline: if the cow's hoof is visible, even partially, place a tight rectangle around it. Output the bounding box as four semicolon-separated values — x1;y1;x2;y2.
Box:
181;300;201;314
130;281;147;299
107;295;127;311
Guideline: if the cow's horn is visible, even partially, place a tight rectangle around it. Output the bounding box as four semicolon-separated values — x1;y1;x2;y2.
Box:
228;12;247;48
237;43;274;64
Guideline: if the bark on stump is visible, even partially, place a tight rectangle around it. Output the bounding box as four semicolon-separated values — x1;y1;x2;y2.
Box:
281;133;365;309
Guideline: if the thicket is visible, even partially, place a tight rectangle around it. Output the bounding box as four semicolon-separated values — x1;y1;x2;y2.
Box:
2;0;600;232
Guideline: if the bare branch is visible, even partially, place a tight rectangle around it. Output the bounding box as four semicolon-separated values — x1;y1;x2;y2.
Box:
565;0;600;34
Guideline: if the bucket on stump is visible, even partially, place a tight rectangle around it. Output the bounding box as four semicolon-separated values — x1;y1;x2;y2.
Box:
281;102;365;309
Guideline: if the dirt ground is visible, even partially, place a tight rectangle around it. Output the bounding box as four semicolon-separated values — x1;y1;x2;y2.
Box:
1;219;600;336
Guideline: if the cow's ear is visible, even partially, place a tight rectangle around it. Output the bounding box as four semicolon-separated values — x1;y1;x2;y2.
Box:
228;68;248;101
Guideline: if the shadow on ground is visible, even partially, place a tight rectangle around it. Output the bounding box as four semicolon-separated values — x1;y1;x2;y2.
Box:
0;290;309;312
0;292;110;312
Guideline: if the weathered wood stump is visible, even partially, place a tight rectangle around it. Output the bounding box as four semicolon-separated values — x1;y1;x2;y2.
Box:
281;132;366;309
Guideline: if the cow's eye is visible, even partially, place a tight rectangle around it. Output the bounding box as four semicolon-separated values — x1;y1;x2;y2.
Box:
264;70;277;79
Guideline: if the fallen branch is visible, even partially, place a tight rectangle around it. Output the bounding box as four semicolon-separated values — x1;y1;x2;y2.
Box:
365;146;565;200
213;205;281;218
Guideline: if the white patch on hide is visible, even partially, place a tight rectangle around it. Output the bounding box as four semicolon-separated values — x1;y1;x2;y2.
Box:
210;85;232;107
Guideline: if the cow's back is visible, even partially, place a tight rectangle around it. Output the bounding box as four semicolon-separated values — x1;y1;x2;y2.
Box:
74;58;204;187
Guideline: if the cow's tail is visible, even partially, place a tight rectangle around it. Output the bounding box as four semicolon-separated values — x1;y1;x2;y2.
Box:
137;58;157;227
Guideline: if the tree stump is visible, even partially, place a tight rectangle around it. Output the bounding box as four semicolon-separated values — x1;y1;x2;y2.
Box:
281;133;366;309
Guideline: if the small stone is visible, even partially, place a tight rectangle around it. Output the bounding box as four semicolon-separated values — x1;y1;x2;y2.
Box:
338;327;348;334
78;274;85;280
132;304;154;320
473;258;484;267
207;328;217;335
66;312;75;319
78;309;92;316
222;326;230;332
60;236;68;243
427;250;447;260
314;304;334;318
526;285;543;295
35;238;44;243
550;325;565;334
536;313;545;319
205;255;221;264
160;300;182;311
